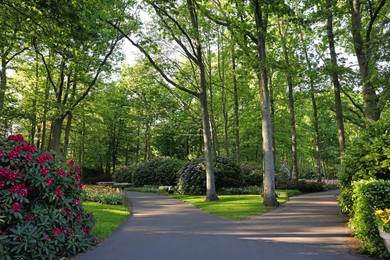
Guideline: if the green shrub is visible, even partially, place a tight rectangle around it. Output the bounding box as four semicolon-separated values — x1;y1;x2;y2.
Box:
349;180;390;258
177;156;243;195
338;120;390;213
0;134;96;259
241;164;263;186
219;186;261;195
283;180;325;193
112;165;134;183
132;157;185;187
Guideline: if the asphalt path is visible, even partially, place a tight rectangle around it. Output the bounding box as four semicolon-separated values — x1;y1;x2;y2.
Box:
75;190;372;260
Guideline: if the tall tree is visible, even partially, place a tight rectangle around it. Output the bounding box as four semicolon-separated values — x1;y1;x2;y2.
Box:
349;0;386;121
326;0;346;156
110;0;219;201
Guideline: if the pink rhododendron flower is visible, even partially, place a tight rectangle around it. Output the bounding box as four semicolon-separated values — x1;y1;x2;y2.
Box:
0;150;3;157
25;214;34;222
40;167;48;176
74;215;81;222
12;201;21;212
75;174;81;181
36;156;45;164
18;188;28;197
0;180;5;188
45;178;54;186
24;144;36;153
67;159;74;165
74;199;80;205
53;227;62;235
8;134;24;142
25;154;32;162
58;169;65;176
8;150;18;160
54;188;63;197
74;165;81;172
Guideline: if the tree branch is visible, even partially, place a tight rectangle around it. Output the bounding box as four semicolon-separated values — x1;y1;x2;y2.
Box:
366;0;386;44
106;20;200;98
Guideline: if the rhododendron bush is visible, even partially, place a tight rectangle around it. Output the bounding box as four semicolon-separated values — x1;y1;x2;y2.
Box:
0;134;96;259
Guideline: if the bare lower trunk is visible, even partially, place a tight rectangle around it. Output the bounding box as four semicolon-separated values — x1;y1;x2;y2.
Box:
0;57;6;113
232;43;240;165
63;112;73;158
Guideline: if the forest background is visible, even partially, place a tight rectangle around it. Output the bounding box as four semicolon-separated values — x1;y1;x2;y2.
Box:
1;0;389;192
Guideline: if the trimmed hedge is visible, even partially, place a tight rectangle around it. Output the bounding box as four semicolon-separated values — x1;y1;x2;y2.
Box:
177;156;243;195
349;180;390;258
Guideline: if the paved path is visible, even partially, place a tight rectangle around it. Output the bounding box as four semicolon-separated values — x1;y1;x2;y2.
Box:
76;190;371;260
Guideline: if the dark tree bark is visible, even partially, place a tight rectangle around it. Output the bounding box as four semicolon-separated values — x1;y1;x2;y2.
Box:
326;0;346;156
349;0;384;121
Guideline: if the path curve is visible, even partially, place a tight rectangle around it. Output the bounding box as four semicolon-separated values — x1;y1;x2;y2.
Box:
76;190;371;260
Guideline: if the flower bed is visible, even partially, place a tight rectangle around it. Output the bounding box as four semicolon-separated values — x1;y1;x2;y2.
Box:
0;134;96;259
82;185;126;205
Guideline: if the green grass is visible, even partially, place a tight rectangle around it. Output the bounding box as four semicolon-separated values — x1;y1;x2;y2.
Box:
83;202;130;239
166;192;290;221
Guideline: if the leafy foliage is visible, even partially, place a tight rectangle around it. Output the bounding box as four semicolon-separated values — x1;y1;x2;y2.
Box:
126;157;185;187
0;134;96;259
349;180;390;258
338;120;390;213
177;156;243;195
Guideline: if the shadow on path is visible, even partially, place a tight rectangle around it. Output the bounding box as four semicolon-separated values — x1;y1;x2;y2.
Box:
76;190;371;260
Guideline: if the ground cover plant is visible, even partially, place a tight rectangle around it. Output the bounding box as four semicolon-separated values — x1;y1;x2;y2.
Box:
0;134;95;259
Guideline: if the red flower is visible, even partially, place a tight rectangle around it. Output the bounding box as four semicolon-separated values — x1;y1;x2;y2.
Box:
12;201;21;212
53;227;62;235
40;167;48;176
74;199;81;205
0;181;5;188
18;188;28;197
75;174;81;181
8;134;24;142
8;150;18;160
58;169;65;176
45;178;53;186
43;153;51;161
25;214;34;222
74;165;81;172
54;188;63;197
25;154;32;162
24;144;36;153
67;159;74;165
0;150;4;157
74;215;81;222
36;156;45;164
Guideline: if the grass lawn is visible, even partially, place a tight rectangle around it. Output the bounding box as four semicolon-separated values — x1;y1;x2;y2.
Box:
167;192;292;221
83;202;130;239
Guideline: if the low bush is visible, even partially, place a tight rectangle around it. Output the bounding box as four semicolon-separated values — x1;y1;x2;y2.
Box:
131;157;185;187
177;156;243;195
112;165;133;184
241;164;262;186
0;134;95;259
349;180;390;258
281;180;325;193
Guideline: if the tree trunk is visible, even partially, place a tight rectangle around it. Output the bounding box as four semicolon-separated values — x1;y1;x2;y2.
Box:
49;116;65;152
187;0;218;201
278;22;298;180
0;56;7;114
218;31;229;158
252;0;278;207
231;36;240;165
62;112;73;158
301;33;323;182
326;0;346;156
349;0;382;121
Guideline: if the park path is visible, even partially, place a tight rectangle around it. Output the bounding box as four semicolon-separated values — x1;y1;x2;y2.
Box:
75;190;371;260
